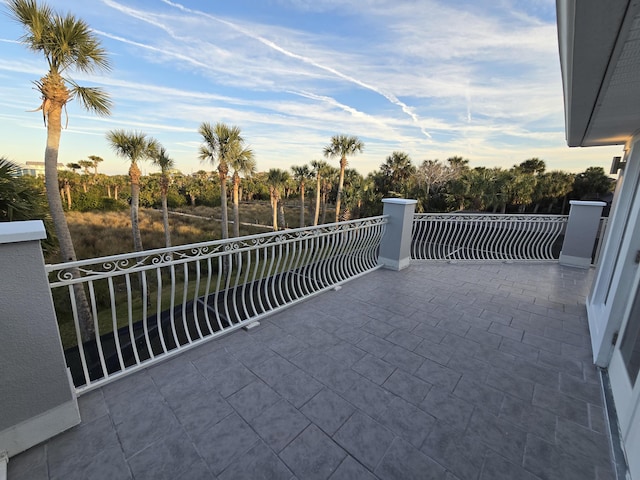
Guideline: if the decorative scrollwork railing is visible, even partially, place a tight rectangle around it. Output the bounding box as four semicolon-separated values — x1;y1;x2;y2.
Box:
411;213;568;262
47;216;388;393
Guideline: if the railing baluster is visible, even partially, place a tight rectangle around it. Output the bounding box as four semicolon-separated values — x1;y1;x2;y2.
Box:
107;277;126;372
411;214;568;263
46;216;388;393
155;267;168;355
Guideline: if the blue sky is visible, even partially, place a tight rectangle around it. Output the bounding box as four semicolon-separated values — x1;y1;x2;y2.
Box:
0;0;622;176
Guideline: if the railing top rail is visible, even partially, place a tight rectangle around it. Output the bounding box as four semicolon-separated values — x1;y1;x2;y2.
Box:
45;215;389;277
413;213;569;221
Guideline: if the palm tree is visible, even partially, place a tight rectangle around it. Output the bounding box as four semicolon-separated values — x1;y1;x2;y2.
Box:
8;0;112;341
78;159;93;175
106;130;159;252
378;151;415;197
88;155;104;175
291;164;312;227
321;164;339;224
0;157;47;222
309;160;328;226
152;146;175;248
229;146;256;238
58;169;75;209
198;122;251;239
77;159;92;192
267;168;289;231
323;134;364;222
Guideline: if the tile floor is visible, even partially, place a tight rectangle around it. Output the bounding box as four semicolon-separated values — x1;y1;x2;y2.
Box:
7;262;616;480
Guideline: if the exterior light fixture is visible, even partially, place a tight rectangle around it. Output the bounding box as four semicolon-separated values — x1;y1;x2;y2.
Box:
610;156;626;174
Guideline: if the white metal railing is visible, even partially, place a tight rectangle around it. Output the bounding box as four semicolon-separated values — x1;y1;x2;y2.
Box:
47;216;388;393
411;213;568;261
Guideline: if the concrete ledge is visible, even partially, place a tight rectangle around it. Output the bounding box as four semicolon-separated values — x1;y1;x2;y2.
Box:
0;399;80;458
559;253;592;269
381;198;417;205
0;221;46;245
569;200;607;207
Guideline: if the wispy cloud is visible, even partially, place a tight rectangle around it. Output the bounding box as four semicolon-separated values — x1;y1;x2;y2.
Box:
161;0;433;139
0;0;622;175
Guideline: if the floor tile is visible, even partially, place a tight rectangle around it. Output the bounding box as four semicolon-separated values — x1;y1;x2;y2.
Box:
466;408;527;463
480;451;540;480
382;368;432;405
218;441;292;480
191;412;260;475
352;354;396;385
341;376;395;418
414;358;461;392
419;387;474;431
127;429;203;480
227;379;281;420
333;411;395;471
249;399;310;452
280;424;346;480
328;456;377;480
301;388;356;435
377;396;436;447
375;437;447;480
271;368;324;408
421;420;486;480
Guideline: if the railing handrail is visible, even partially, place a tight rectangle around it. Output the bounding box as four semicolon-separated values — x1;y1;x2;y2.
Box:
46;215;388;285
413;213;569;220
48;215;389;393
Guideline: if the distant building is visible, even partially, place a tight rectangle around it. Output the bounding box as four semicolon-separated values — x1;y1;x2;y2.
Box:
14;161;65;177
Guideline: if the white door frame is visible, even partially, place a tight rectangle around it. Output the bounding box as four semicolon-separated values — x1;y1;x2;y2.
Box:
587;136;640;366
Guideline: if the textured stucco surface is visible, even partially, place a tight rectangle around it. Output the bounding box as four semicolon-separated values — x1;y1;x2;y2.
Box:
0;239;73;431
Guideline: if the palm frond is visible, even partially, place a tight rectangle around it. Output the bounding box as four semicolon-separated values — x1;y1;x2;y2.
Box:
153;147;175;173
106;130;157;164
50;13;111;73
68;82;112;116
7;0;54;53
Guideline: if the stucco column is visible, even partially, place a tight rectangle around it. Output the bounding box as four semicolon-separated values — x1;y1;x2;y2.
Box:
559;200;607;268
379;198;417;270
0;221;80;458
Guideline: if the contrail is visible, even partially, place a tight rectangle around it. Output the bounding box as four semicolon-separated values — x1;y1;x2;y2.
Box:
162;0;431;139
94;29;210;70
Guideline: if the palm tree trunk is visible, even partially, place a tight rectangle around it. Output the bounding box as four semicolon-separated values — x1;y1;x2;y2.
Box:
278;197;286;230
299;180;305;227
46;102;94;341
65;182;72;209
232;175;240;238
219;171;229;239
321;190;327;224
271;191;278;231
129;162;144;252
161;192;171;248
335;156;346;222
314;175;321;226
115;184;119;200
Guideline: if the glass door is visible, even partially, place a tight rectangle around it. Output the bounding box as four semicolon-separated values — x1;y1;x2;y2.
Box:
609;268;640;478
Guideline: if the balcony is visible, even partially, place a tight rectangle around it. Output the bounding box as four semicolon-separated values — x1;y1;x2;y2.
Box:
2;201;616;480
